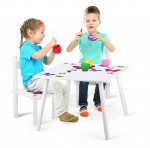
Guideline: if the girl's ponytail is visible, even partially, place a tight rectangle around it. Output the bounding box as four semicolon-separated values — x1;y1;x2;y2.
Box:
19;35;23;48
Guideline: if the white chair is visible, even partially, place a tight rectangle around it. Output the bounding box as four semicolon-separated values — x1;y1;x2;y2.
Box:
74;48;111;106
12;56;55;126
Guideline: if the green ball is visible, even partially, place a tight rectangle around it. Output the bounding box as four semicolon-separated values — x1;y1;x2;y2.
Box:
81;62;90;71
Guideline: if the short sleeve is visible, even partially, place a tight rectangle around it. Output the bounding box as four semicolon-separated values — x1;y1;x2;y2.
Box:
20;44;36;60
98;32;110;49
43;55;47;62
100;33;110;42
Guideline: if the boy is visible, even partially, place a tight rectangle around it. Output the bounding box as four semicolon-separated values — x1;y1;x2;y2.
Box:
66;6;115;117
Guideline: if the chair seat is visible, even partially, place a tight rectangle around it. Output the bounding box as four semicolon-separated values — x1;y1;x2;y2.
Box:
12;88;53;100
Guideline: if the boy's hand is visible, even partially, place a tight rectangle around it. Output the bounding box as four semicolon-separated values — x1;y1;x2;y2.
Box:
74;32;83;42
49;37;57;47
92;33;104;42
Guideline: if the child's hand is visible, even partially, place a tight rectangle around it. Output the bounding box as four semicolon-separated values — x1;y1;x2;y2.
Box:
49;37;57;47
92;33;104;42
74;32;83;42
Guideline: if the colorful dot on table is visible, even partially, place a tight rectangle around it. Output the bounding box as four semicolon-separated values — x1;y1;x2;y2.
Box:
107;72;114;74
72;65;82;69
67;70;72;72
105;69;112;72
43;73;55;76
71;69;77;71
107;67;114;69
70;63;76;65
33;92;43;94
117;66;125;68
56;75;64;77
90;68;102;72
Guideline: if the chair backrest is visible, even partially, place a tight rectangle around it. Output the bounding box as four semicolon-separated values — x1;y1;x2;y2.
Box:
12;56;47;99
13;56;19;92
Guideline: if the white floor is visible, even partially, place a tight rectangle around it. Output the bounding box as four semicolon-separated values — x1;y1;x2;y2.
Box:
1;76;150;148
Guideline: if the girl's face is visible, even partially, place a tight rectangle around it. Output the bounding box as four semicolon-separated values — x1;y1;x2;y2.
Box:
84;13;100;34
28;24;45;44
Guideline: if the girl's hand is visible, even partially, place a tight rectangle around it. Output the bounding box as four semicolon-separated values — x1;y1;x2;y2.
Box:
74;32;83;41
49;37;57;47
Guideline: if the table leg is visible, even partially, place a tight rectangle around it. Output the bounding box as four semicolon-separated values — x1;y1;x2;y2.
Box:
116;77;128;116
36;79;49;131
99;83;110;140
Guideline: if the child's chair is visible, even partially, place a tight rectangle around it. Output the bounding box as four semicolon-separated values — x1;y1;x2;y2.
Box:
12;56;56;126
74;48;111;106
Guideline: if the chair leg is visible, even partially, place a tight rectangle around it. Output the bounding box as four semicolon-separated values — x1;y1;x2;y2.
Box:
75;81;79;107
33;99;38;126
105;83;110;98
116;77;128;116
13;93;18;118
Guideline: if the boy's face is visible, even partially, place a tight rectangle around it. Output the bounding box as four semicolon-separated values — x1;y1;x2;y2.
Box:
84;13;100;34
28;24;45;44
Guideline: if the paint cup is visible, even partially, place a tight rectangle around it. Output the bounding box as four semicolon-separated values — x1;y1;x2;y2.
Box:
52;44;62;54
102;59;111;67
85;59;92;67
81;62;90;71
88;34;96;41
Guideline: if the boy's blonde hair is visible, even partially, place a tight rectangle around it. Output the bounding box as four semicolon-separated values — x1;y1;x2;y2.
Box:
19;18;44;48
84;6;100;20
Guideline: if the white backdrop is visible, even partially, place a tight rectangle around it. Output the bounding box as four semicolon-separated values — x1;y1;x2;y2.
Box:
0;0;150;147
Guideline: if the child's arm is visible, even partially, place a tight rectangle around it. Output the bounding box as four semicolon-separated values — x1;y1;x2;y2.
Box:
102;39;115;52
44;50;56;65
66;40;77;52
66;31;83;52
92;34;115;52
32;38;57;60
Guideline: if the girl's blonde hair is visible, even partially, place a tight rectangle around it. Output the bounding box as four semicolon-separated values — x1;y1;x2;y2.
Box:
84;6;100;20
19;18;44;48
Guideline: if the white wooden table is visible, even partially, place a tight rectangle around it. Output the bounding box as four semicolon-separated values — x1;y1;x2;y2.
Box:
34;63;128;140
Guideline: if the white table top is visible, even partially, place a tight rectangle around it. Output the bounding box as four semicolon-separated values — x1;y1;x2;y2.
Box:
34;63;128;83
